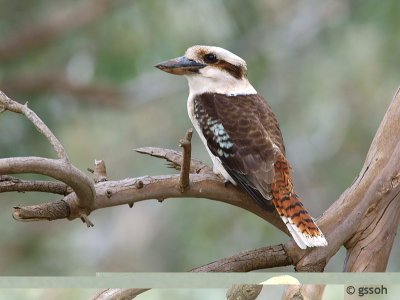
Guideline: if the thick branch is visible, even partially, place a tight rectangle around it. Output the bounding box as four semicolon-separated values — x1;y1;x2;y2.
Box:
12;171;286;234
192;244;291;272
0;157;95;214
342;88;400;271
226;285;262;300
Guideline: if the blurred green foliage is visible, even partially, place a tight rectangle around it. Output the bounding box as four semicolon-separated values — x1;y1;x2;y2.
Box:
0;0;399;284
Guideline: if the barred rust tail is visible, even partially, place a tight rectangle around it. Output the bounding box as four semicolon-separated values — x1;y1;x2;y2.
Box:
271;153;327;249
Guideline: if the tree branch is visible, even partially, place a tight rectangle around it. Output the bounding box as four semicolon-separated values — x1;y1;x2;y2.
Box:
13;200;70;222
0;175;70;195
0;91;68;160
192;244;292;272
342;87;400;271
1;91;96;224
179;128;193;192
226;285;262;300
0;156;95;215
91;288;149;300
135;147;212;174
11;171;286;234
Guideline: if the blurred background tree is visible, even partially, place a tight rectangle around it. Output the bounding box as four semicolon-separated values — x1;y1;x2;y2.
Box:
0;0;399;277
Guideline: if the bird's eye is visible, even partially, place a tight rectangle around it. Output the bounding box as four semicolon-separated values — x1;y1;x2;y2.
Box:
203;53;218;63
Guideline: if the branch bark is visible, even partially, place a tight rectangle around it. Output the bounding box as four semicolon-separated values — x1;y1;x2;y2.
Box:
192;244;292;272
342;87;400;271
11;171;286;233
179;128;193;192
0;175;70;195
226;284;262;300
91;288;149;300
0;157;95;212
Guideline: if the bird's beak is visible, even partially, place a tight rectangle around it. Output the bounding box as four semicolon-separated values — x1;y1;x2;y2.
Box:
155;56;206;75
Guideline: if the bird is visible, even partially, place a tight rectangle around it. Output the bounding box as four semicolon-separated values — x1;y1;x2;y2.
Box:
155;45;327;249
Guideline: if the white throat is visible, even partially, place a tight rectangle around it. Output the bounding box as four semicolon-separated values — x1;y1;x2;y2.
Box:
185;67;257;97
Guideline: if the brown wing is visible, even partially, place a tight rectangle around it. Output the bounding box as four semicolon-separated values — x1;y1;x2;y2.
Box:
194;92;284;208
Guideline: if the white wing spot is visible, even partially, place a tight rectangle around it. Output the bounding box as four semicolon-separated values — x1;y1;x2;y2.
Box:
209;123;234;153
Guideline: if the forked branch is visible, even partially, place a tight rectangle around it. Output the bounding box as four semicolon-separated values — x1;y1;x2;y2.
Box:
0;91;95;224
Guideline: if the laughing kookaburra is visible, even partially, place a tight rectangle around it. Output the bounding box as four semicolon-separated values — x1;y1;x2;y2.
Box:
156;45;327;249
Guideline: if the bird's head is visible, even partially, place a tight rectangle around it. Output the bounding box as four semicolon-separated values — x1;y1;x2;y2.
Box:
155;45;256;96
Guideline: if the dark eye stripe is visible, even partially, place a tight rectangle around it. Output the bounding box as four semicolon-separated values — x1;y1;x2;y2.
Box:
216;60;245;79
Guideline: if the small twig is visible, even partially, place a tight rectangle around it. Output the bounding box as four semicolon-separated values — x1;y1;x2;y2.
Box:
0;91;68;160
93;160;108;183
80;213;94;227
178;129;193;192
135;147;211;174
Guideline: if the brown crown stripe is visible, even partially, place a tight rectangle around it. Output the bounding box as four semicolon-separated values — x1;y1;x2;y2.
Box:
216;60;245;79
